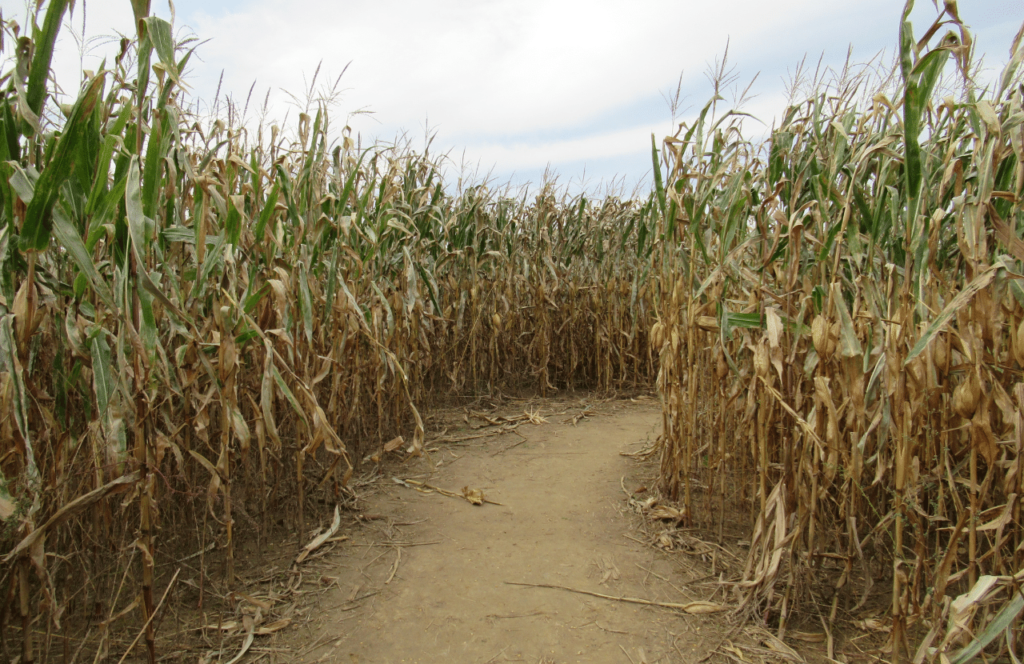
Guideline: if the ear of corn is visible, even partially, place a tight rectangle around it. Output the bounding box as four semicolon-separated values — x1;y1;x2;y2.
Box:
0;2;1021;663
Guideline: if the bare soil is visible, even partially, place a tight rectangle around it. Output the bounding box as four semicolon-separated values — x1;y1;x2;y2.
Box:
272;395;733;664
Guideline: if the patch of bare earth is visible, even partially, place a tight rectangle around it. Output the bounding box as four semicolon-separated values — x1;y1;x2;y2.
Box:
262;395;737;664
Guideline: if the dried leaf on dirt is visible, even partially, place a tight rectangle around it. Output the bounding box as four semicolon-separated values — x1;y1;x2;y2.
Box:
295;505;341;564
461;486;484;505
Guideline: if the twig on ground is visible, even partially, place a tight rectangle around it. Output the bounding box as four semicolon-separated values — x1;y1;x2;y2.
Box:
294;633;333;659
596;622;630;635
633;563;697;600
319;590;381;613
624;534;653;548
394;478;504;506
349;540;441;547
486;611;544;619
490;431;529;456
505;581;727;614
385;548;401;584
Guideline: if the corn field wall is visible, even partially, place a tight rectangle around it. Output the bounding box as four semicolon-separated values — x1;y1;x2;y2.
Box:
0;4;661;662
653;8;1024;663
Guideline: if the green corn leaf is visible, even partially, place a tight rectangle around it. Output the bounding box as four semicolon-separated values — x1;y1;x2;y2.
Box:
234;329;260;346
905;260;1003;365
89;328;113;422
243;283;270;314
832;283;863;359
142;16;179;84
225;194;243;246
271;365;309;432
20;74;105;251
125;156;150;261
727;312;762;329
7;163;37;203
950;591;1024;664
275;164;303;231
138;283;157;353
1;97;19;161
161;226;218;244
85;131;123;218
193;233;226;297
130;0;152;27
25;0;70;119
298;262;313;347
254;182;280;242
127;156;195;328
51;206;116;311
87;175;128;252
900;4;954;205
0;223;8;278
651;134;667;230
141;109;168;219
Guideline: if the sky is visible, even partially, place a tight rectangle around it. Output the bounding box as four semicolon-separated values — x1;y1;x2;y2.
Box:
6;0;1023;195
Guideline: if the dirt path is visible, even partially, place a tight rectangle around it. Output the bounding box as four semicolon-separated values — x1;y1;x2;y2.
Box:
297;398;714;664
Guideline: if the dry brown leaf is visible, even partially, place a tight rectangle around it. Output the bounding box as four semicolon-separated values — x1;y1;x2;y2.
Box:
680;601;728;614
255;619;291;635
295;505;341;564
231;591;272;611
975;498;1015;532
223;616;255;664
461;486;484;505
788;632;826;643
854;618;890;633
648;505;686;521
205;620;239;632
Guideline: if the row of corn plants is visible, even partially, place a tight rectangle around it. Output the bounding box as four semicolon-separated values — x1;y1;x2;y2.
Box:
654;3;1024;663
0;3;662;663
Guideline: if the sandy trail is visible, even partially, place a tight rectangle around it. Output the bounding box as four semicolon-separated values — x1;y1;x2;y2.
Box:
299;398;712;664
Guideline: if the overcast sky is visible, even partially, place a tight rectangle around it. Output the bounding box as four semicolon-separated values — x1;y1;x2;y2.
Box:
11;0;1024;194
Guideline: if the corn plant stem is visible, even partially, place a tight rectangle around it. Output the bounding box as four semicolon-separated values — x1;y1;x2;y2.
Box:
969;426;978;588
716;381;725;543
114;569;180;664
20;557;31;664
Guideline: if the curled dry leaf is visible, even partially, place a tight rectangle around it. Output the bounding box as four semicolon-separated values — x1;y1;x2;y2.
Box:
255;619;291;636
673;600;727;614
461;486;484;505
647;505;687;522
295;505;341;564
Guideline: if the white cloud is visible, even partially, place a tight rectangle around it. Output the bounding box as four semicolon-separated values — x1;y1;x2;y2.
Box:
18;0;1020;191
184;0;894;136
463;121;663;171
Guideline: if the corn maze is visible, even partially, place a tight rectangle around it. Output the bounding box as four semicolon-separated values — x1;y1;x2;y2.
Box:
0;1;1021;663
